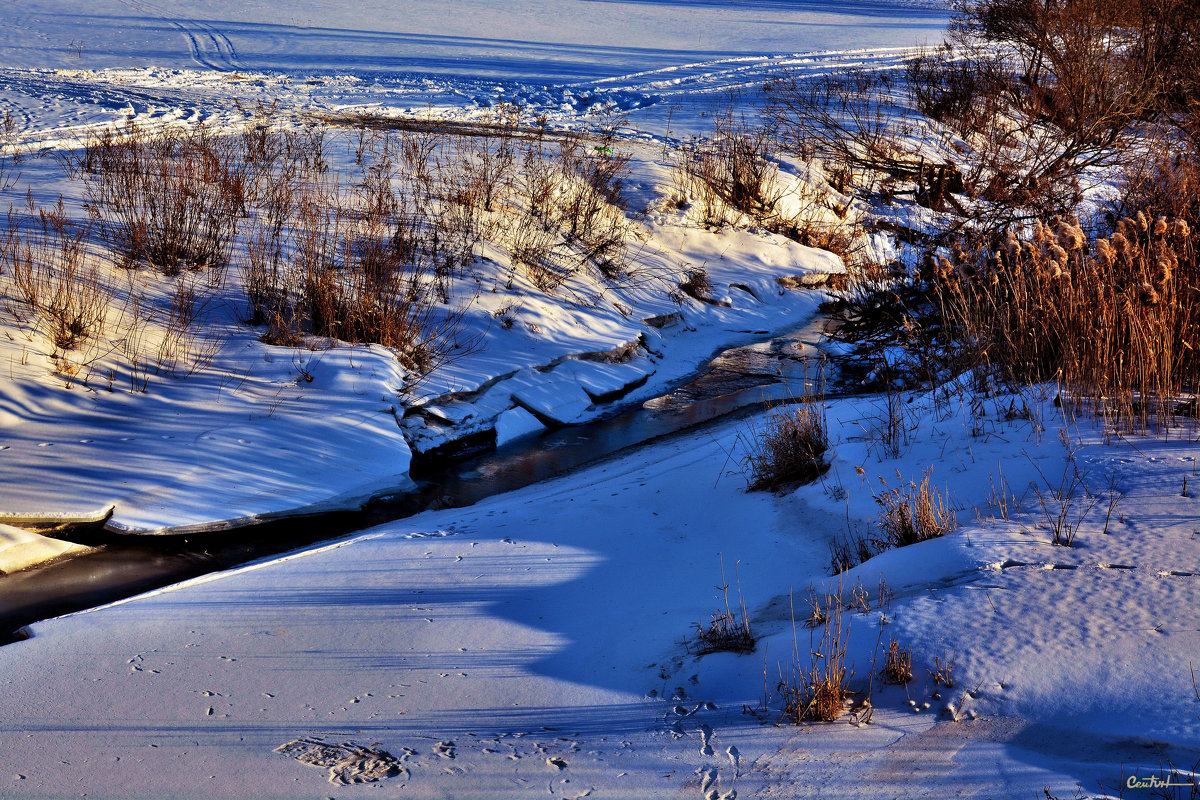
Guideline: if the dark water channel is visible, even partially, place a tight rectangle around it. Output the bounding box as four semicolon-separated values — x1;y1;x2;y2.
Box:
0;316;843;644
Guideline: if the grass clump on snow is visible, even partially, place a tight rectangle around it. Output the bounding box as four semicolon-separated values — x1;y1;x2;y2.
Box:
873;473;956;548
881;638;912;685
778;588;850;722
693;555;755;655
742;400;829;492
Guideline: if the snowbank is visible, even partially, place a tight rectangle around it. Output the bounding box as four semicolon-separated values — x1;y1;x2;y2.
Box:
0;524;93;574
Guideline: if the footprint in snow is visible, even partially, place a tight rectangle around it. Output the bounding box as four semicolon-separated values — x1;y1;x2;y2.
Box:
546;756;567;770
727;745;740;777
698;724;714;757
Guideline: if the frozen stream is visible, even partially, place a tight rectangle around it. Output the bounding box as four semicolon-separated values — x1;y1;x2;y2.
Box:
0;314;843;644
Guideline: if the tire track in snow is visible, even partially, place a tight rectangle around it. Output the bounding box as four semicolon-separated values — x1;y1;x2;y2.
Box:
117;0;241;72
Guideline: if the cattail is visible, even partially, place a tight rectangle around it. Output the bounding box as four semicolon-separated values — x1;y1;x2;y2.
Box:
1137;210;1149;232
1110;231;1132;258
1049;243;1069;267
1174;219;1190;239
1153;216;1168;236
1005;231;1022;263
937;255;953;279
1049;263;1064;280
1055;221;1085;251
1094;238;1116;267
1138;282;1160;306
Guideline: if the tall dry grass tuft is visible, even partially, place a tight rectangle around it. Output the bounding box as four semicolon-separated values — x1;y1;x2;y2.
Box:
694;555;755;655
508;125;635;289
742;397;830;492
778;587;850;722
673;108;781;228
881;638;913;685
74;121;244;276
873;473;956;548
5;201;107;355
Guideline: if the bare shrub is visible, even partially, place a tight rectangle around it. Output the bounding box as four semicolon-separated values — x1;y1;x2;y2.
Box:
905;43;999;138
0;109;21;192
76;121;243;275
290;176;468;376
874;473;956;548
506;213;564;292
5;201;106;354
504;125;635;290
673;109;780;227
742;399;829;492
766;68;917;183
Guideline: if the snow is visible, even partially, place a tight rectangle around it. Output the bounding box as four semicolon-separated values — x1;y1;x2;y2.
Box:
1;389;1196;798
493;406;545;446
4;1;1197;799
0;524;93;574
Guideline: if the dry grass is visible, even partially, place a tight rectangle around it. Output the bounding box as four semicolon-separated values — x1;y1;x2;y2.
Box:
693;555;755;655
672;108;781;228
510;127;635;289
779;588;851;722
874;473;956;548
742;399;829;492
881;638;913;685
935;211;1199;430
72;121;245;276
828;527;876;574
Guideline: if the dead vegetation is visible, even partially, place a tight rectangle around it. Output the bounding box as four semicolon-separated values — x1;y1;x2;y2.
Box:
874;473;957;548
2;103;650;389
881;638;913;685
778;587;851;722
792;0;1200;429
693;555;755;655
741;398;830;492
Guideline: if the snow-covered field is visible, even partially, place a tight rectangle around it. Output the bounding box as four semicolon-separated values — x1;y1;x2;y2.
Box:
2;1;1198;799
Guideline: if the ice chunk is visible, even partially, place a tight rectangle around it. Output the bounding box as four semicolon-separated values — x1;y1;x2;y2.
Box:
495;406;546;446
510;374;594;425
555;359;652;402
